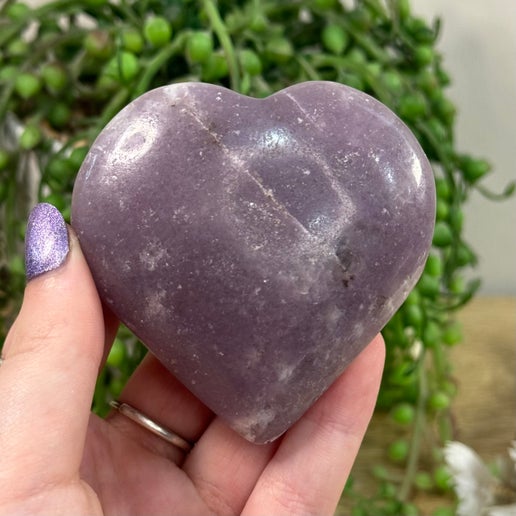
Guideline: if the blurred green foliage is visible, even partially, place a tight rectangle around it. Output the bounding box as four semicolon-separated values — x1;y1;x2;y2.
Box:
1;0;513;512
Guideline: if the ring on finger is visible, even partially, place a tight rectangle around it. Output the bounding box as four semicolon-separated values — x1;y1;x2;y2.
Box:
110;400;193;453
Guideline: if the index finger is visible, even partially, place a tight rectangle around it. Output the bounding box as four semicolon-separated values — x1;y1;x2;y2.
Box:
0;204;113;496
243;334;385;516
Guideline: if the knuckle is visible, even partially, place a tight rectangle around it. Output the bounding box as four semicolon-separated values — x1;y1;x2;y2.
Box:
195;476;236;516
7;316;69;359
262;473;322;516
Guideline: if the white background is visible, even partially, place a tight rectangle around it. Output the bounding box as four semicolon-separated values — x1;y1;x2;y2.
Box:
411;0;516;294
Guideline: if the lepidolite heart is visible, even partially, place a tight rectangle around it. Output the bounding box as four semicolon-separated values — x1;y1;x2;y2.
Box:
72;81;435;443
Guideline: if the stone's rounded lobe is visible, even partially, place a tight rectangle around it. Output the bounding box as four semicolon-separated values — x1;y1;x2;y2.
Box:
72;81;435;443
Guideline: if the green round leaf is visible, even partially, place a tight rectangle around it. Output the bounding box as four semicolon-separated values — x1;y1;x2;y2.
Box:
428;391;451;411
41;63;68;93
239;49;262;76
84;30;114;60
19;124;42;150
322;24;348;55
432;222;453;248
121;28;145;54
186;31;214;64
6;2;30;20
15;72;42;99
387;439;409;463
390;402;416;425
144;16;172;47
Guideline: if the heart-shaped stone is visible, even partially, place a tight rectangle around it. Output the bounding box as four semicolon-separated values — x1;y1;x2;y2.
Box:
72;81;435;443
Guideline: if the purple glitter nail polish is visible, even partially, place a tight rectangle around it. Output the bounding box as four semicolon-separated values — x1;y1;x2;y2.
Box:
25;203;69;281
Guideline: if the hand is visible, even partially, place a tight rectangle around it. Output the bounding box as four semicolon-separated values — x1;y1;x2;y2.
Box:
0;204;385;516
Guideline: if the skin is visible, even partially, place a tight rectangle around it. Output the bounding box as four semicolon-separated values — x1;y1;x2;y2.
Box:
0;228;385;516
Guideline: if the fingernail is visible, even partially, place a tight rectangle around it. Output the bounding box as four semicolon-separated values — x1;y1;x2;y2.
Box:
25;203;69;281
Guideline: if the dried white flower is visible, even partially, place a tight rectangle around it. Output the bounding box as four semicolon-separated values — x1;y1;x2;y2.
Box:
444;441;516;516
499;442;516;494
444;441;496;516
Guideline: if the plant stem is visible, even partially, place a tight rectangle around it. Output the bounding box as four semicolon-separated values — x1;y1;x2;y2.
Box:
203;0;241;92
0;0;81;47
431;341;447;383
399;352;427;501
475;181;516;201
111;0;140;27
132;32;189;98
0;0;15;16
334;14;391;65
310;53;392;104
0;82;15;127
92;87;130;136
415;120;455;178
4;166;17;257
437;411;454;442
297;55;320;81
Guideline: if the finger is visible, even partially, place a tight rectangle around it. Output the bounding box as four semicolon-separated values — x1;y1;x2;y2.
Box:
242;334;385;516
0;204;109;495
107;353;214;463
183;335;385;515
182;418;278;515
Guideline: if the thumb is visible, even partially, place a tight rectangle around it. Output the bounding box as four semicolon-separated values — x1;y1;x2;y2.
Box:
0;203;109;493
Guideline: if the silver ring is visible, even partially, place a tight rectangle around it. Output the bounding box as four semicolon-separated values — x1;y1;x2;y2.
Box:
110;400;193;453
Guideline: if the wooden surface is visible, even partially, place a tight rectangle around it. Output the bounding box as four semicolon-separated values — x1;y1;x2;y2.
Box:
337;296;516;514
450;296;515;456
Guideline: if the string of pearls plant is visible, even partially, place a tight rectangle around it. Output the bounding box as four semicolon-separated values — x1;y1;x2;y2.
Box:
0;0;513;513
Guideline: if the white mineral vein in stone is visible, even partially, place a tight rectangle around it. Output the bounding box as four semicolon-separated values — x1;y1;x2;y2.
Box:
179;101;316;242
105;115;159;172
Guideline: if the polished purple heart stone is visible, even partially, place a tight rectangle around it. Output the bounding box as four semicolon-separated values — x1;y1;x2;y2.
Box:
72;81;435;443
